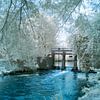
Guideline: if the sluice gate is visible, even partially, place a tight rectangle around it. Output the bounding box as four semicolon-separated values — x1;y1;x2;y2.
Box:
51;48;77;70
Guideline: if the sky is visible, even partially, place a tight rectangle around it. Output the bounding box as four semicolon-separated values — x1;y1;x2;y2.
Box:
55;0;100;48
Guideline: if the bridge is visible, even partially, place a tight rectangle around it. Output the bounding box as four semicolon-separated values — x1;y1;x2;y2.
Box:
37;48;78;70
50;48;77;70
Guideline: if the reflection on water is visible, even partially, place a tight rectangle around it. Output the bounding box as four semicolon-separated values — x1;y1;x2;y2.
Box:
54;61;74;67
0;70;88;100
65;61;74;67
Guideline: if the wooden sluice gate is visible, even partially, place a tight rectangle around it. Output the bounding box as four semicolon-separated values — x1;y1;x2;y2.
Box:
51;48;77;70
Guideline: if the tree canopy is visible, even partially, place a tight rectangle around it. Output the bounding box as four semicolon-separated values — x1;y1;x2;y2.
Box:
0;0;100;69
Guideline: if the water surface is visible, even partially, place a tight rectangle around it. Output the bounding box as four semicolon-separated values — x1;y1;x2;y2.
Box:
0;70;88;100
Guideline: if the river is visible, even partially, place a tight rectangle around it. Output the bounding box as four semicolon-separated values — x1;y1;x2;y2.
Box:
0;69;89;100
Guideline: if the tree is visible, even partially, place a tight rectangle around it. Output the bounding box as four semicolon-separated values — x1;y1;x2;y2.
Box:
91;13;100;68
0;0;100;71
0;12;58;69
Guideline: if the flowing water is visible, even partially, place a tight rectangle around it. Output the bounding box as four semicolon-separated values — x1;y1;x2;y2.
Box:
0;69;89;100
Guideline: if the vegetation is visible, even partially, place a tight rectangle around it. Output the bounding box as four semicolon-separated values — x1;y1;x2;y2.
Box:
0;0;100;71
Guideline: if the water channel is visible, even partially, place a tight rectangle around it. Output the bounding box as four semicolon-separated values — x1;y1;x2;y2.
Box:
0;60;92;100
0;67;90;100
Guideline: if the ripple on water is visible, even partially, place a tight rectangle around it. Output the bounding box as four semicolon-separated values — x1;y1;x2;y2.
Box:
0;70;89;100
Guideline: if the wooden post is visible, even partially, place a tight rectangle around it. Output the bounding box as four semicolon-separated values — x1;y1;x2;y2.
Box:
52;53;55;69
62;52;66;70
72;55;78;72
74;55;77;68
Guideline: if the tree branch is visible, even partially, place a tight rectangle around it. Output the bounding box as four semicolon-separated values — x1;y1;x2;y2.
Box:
64;0;82;23
0;0;12;32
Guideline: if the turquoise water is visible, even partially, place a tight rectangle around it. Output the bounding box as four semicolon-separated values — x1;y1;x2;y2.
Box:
0;70;87;100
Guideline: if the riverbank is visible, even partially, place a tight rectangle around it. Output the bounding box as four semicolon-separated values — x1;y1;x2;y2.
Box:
79;71;100;100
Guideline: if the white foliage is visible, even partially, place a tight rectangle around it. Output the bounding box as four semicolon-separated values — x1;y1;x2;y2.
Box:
0;13;58;68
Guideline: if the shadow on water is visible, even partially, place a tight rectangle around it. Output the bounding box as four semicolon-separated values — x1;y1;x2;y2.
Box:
0;70;90;100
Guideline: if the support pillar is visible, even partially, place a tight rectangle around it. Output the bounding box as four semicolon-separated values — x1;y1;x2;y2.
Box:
74;55;77;68
72;55;78;72
52;53;55;69
62;52;66;70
